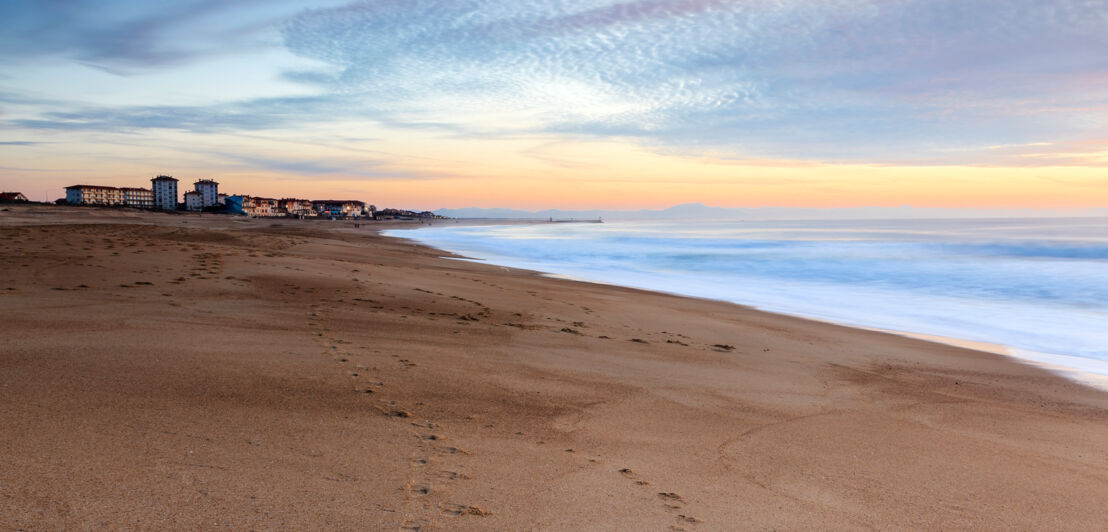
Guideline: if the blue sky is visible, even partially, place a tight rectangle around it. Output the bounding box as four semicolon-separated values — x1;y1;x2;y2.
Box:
1;0;1106;207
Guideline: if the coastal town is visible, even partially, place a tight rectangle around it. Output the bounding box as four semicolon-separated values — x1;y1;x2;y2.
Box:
1;175;440;221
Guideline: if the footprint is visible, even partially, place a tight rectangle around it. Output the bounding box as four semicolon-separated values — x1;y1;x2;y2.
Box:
437;470;464;481
441;503;491;517
658;492;684;502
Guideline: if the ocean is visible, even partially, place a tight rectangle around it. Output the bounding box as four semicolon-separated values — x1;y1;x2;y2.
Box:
385;218;1108;383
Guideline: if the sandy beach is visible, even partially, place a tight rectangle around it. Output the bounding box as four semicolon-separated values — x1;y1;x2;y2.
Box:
2;205;1107;530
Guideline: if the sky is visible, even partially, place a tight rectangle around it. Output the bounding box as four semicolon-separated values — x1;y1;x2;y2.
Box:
0;0;1106;210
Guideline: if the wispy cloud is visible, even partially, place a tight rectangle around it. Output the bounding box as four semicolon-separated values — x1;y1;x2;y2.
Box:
213;151;382;177
0;0;350;73
8;95;350;133
2;0;1106;166
1;0;230;71
273;0;1108;161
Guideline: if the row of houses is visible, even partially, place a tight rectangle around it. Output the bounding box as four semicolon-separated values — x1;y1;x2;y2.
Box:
64;176;372;218
375;208;440;220
224;196;367;218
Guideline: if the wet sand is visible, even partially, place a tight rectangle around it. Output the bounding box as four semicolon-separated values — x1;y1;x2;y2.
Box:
2;205;1107;530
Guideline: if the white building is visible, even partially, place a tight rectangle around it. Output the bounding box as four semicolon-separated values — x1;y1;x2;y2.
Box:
65;184;153;208
184;191;204;211
151;175;179;210
65;185;124;206
194;179;220;209
121;187;153;209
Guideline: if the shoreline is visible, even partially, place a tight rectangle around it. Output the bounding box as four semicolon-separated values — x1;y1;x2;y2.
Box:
4;206;1108;529
387;221;1108;393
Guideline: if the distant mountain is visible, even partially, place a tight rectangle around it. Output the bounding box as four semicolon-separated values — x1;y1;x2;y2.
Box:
432;207;608;219
434;203;734;219
434;203;1108;220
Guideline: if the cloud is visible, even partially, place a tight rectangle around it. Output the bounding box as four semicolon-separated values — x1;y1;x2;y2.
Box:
3;0;1105;165
206;150;465;181
0;0;225;70
0;0;351;72
276;0;1108;161
7;95;353;133
215;151;377;177
4;89;500;141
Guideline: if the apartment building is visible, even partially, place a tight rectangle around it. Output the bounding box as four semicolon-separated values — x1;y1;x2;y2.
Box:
151;175;179;210
65;185;125;206
120;187;153;209
194;179;220;208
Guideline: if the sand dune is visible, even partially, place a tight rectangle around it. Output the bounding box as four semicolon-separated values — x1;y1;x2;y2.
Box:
2;205;1107;530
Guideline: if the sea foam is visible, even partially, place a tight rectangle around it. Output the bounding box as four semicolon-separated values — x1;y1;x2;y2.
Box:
386;218;1108;381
